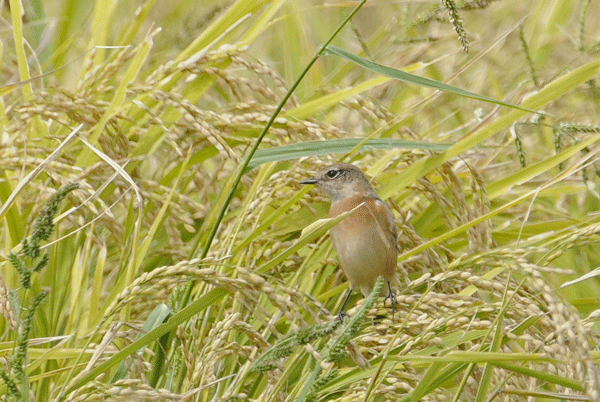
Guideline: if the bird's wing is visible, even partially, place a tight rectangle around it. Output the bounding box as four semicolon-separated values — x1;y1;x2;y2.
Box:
367;198;397;252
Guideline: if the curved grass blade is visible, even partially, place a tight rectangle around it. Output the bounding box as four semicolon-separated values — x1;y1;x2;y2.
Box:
244;138;450;172
324;45;536;113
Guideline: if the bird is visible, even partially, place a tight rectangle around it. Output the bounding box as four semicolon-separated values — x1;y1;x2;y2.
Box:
300;163;398;323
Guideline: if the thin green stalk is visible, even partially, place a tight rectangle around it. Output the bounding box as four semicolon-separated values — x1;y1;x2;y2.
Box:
178;0;368;310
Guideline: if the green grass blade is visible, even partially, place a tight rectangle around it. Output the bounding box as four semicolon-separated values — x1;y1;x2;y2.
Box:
324;45;535;113
175;0;269;62
245;138;450;172
285;76;390;120
0;171;24;245
486;134;600;199
491;361;584;391
410;361;446;402
474;277;512;402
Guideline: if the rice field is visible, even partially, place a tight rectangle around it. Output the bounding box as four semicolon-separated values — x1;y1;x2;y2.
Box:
1;1;600;401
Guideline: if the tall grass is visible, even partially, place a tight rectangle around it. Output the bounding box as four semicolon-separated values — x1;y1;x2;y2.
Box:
1;0;600;401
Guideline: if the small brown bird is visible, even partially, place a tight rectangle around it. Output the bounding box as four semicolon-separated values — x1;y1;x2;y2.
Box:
300;163;397;322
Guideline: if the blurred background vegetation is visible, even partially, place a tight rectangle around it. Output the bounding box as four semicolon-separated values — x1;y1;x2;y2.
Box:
1;0;600;401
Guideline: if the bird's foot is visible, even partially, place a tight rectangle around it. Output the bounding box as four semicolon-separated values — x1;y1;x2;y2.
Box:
384;292;397;311
384;282;397;318
337;309;349;324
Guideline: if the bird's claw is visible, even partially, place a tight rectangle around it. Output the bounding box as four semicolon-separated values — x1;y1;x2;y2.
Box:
384;292;397;309
337;309;349;324
384;285;397;318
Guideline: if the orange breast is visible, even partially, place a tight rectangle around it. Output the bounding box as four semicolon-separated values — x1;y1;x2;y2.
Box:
329;196;397;296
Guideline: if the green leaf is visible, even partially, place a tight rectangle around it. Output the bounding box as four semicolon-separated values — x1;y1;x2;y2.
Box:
474;284;509;402
245;138;450;172
491;361;584;391
323;45;536;113
410;361;446;402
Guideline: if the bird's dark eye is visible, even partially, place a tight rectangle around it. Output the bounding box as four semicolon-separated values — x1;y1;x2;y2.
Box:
325;169;340;179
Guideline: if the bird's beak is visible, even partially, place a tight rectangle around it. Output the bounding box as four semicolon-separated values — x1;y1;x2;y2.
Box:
300;177;317;185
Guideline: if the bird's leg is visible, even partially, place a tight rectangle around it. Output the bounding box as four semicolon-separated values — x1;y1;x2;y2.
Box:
384;281;397;317
337;288;353;324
